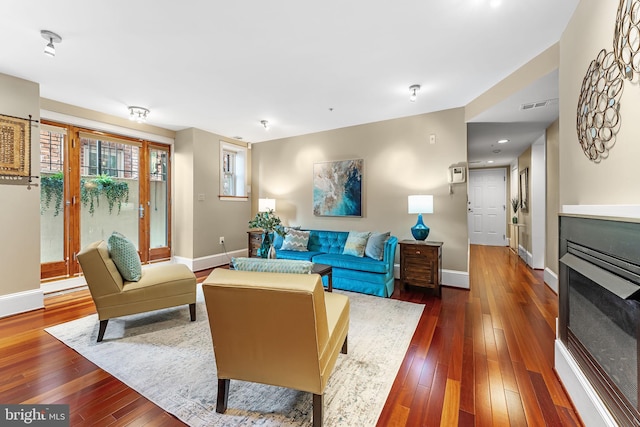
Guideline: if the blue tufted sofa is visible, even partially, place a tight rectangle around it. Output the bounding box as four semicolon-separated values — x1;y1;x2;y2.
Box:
273;230;398;297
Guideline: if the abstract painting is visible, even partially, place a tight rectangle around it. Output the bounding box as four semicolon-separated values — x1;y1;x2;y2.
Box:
313;159;363;217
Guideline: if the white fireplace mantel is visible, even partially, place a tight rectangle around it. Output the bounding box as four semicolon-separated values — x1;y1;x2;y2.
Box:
562;204;640;219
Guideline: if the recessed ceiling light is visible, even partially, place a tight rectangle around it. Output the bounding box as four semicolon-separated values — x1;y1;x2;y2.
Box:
487;160;494;164
497;139;509;144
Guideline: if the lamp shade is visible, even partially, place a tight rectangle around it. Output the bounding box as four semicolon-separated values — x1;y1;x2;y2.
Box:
408;195;433;214
258;198;276;212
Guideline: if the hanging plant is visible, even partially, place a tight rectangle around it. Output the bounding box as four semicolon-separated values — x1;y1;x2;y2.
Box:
40;171;64;216
81;174;129;215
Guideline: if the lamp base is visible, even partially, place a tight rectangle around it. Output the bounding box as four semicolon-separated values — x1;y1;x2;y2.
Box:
411;213;430;241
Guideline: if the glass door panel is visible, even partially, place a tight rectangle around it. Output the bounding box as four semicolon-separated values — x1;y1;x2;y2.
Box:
40;124;67;279
149;147;168;248
79;136;139;251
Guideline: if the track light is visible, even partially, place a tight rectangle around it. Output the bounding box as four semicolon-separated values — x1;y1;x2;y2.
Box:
261;120;269;130
128;106;150;123
409;84;421;102
41;30;62;57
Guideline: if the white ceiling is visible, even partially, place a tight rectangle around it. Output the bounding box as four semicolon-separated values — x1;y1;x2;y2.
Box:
1;1;578;164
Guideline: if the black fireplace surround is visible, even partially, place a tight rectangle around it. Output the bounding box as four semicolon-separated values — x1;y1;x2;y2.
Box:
559;215;640;426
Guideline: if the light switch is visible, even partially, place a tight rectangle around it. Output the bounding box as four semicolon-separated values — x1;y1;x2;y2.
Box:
429;134;436;144
198;193;205;201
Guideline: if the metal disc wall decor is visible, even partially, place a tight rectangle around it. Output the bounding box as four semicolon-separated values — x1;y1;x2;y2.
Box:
613;0;640;80
576;49;624;163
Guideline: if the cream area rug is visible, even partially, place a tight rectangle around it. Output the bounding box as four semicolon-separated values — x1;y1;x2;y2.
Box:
46;285;424;426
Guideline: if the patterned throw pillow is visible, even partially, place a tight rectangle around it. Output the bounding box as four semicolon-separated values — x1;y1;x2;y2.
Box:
280;229;310;251
365;231;391;260
108;232;142;281
342;231;372;257
232;257;313;274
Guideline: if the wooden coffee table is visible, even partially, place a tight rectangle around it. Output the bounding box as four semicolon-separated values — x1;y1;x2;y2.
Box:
312;263;333;292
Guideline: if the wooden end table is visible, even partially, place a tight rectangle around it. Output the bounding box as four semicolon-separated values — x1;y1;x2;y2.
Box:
312;263;333;292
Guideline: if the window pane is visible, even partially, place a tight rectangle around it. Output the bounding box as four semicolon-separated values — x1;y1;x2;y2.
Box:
80;137;139;249
40;129;65;263
149;148;168;248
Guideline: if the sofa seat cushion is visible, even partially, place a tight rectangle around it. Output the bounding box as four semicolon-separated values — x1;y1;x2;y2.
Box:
311;253;388;274
276;250;322;261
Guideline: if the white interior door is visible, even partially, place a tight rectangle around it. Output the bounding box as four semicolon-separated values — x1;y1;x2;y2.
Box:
467;168;507;246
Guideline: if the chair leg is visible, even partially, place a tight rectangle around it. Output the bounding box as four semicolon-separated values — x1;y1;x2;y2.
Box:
216;379;230;413
313;393;323;427
189;303;196;321
341;335;348;354
97;319;109;342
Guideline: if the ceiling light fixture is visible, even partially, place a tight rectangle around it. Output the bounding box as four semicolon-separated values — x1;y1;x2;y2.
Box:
41;30;62;57
128;106;150;123
260;120;269;130
497;139;509;144
409;84;421;102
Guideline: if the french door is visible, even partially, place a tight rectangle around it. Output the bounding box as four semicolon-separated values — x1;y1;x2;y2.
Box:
40;121;172;280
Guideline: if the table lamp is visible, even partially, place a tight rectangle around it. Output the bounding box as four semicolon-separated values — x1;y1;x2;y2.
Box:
408;195;433;240
258;198;276;212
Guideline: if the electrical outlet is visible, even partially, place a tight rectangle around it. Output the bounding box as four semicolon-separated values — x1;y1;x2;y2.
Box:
219;236;225;245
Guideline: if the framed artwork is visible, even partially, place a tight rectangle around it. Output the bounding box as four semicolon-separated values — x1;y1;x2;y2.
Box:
0;113;30;177
519;167;529;213
313;159;363;217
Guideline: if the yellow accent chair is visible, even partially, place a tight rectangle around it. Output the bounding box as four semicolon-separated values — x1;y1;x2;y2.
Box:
77;240;197;342
202;268;350;427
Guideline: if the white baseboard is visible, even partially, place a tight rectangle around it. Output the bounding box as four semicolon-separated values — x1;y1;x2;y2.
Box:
443;269;469;289
175;249;247;271
0;289;44;319
555;340;617;427
544;268;558;294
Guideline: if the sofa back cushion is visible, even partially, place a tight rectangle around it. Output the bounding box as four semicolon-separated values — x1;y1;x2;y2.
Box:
307;230;349;253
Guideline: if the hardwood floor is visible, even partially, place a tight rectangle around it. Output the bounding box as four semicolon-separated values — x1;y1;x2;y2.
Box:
0;245;582;426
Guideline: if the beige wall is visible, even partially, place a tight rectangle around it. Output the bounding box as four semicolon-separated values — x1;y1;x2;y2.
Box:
0;74;41;297
466;44;559;122
252;108;469;273
560;0;640;205
546;120;559;274
518;147;532;253
175;128;251;260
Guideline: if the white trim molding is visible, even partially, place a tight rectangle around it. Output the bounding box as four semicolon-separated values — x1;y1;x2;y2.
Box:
443;269;470;289
544;268;558;294
0;289;44;319
555;340;617;427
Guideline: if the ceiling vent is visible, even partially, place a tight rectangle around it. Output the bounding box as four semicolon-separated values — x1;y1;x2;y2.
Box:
520;98;558;111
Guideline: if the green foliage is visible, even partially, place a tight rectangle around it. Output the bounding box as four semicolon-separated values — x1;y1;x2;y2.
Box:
40;171;64;216
248;209;287;236
81;174;130;215
511;197;520;214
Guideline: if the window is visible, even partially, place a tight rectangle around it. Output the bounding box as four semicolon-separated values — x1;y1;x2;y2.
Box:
219;141;247;199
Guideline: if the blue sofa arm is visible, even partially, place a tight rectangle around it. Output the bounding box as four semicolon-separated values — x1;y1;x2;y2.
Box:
383;236;398;274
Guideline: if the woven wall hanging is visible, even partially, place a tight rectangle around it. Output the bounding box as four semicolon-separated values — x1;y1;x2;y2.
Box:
0;113;31;177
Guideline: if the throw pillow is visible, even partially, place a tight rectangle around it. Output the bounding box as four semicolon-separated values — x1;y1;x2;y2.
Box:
274;226;301;248
365;231;391;260
108;232;142;281
342;231;371;257
280;229;310;251
232;257;314;274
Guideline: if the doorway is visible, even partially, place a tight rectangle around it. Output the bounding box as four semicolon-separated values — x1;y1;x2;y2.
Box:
39;121;172;280
467;168;507;246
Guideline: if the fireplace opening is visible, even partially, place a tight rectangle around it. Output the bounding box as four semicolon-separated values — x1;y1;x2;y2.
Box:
560;215;640;426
